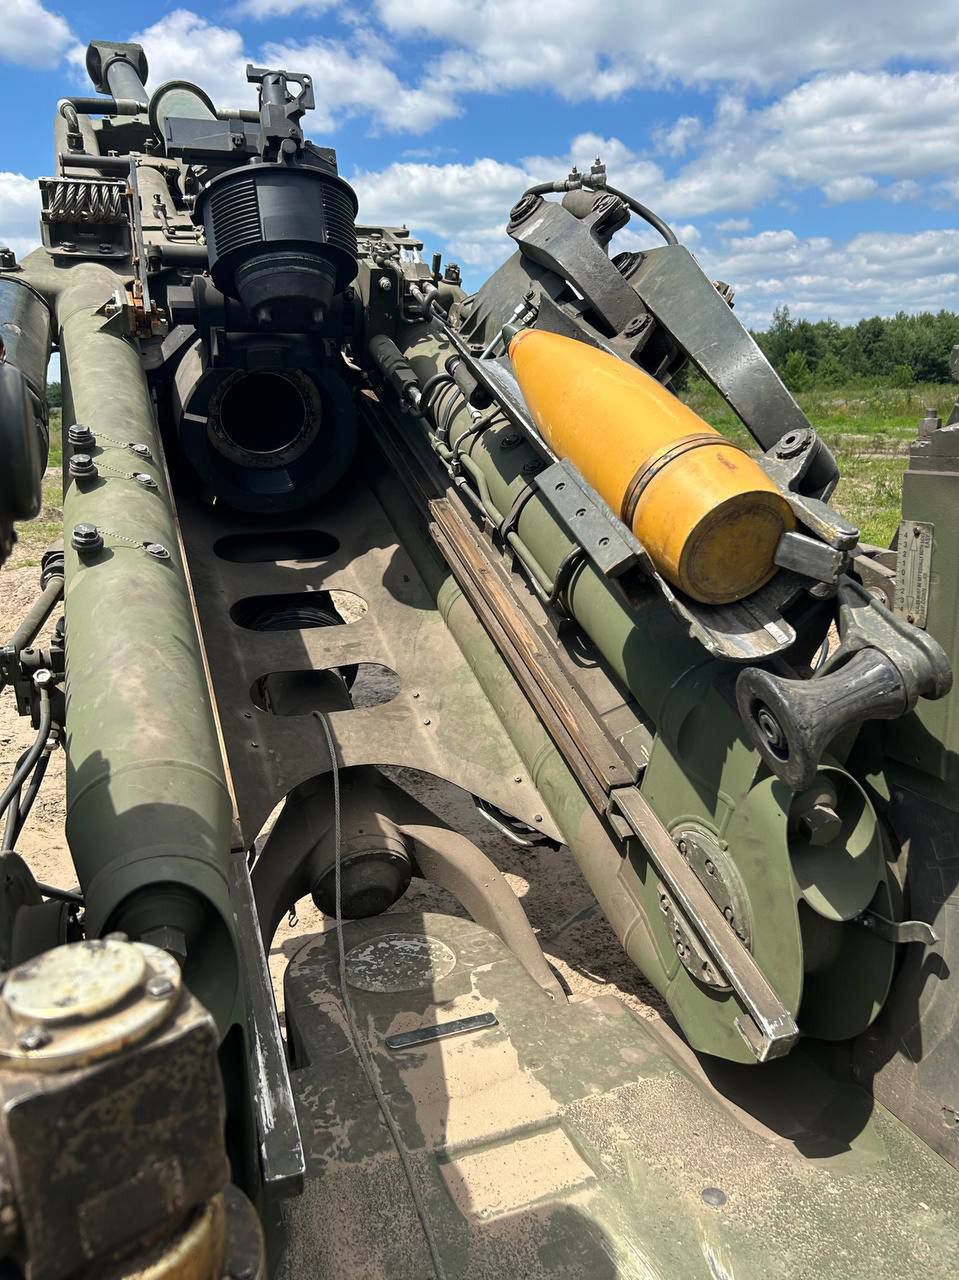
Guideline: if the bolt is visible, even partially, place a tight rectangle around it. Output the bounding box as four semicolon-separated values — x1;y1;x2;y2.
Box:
675;942;687;958
723;906;734;924
412;691;420;699
678;840;688;856
659;893;670;914
17;1025;51;1051
522;460;543;476
145;976;175;1000
60;241;76;253
232;133;244;147
799;802;842;847
33;669;54;689
514;775;523;783
67;423;94;447
68;453;97;480
72;523;103;554
500;433;523;450
534;813;543;823
98;242;113;254
378;276;392;291
623;314;648;338
704;859;716;876
422;718;431;726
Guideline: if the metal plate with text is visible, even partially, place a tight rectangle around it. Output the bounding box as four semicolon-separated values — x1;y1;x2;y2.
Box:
894;520;934;629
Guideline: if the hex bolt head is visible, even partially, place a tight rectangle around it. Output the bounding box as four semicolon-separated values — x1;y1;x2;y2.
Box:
67;423;95;447
378;276;392;291
71;523;103;555
145;976;175;1000
33;669;54;689
68;453;97;479
799;803;843;847
17;1025;51;1052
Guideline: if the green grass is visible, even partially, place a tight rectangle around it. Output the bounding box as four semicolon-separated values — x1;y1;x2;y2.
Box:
5;409;62;570
682;381;957;548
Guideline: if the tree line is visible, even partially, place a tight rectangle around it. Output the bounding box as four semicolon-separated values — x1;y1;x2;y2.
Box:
752;306;959;391
44;305;959;402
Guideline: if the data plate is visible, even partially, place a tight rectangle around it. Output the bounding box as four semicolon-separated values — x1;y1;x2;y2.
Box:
894;520;934;629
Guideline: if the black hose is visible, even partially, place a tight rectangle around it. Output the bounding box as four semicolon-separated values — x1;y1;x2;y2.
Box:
602;180;678;246
518;176;678;246
2;750;52;852
0;685;52;825
36;882;83;905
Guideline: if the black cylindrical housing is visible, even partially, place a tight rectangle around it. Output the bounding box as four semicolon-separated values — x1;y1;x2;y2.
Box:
194;163;358;329
104;57;147;104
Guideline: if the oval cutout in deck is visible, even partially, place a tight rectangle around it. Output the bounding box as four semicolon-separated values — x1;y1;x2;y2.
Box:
231;590;367;630
213;530;339;563
251;663;399;715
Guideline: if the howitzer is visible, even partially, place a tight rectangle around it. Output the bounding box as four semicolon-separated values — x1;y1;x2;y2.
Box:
2;36;959;1277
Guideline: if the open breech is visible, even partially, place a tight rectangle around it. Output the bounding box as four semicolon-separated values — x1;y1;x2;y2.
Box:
1;35;959;1280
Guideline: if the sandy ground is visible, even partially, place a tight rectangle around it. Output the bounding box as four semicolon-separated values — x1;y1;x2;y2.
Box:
0;562;664;1023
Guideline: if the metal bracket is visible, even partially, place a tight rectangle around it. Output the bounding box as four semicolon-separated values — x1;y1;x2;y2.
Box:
228;852;305;1198
858;909;937;946
535;459;642;578
608;785;800;1062
774;530;846;585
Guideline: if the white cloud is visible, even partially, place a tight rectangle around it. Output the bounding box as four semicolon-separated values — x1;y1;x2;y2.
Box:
375;0;959;97
654;115;702;157
822;176;878;204
262;37;458;133
0;172;41;262
885;179;921;203
697;228;959;327
715;218;752;233
124;10;456;133
130;11;251;106
0;0;74;69
238;0;334;16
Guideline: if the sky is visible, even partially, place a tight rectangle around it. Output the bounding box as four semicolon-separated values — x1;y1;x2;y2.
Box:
1;1;959;331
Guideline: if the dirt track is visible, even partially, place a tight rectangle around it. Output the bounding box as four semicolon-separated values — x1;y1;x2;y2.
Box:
0;562;664;1023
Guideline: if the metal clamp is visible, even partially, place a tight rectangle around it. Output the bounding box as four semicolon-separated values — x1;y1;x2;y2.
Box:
536;459;643;578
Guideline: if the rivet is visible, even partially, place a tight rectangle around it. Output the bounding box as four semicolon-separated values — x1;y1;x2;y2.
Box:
17;1025;51;1051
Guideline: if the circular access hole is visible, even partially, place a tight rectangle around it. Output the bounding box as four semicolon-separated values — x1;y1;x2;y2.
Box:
219;371;308;457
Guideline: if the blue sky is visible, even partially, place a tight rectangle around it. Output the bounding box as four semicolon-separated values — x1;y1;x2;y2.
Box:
2;1;959;329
